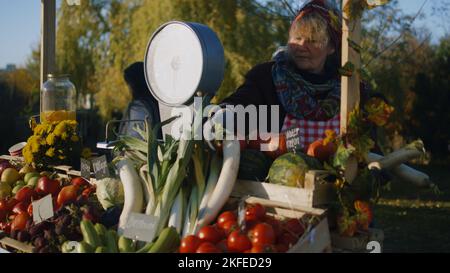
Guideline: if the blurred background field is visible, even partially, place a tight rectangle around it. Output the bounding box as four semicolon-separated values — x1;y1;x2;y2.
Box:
376;163;450;252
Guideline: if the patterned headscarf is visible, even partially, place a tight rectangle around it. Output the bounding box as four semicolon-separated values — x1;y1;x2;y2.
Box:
291;0;342;55
272;0;343;121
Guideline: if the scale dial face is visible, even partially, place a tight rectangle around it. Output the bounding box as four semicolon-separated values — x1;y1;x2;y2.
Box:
145;23;204;105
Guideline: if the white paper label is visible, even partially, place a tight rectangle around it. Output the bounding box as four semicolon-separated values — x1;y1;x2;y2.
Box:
32;194;54;224
123;213;159;243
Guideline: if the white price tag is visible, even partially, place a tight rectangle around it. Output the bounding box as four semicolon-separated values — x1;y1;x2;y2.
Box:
123;213;159;243
32;194;54;224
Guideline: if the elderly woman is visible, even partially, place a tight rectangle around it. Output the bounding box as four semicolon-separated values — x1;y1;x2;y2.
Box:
221;0;370;151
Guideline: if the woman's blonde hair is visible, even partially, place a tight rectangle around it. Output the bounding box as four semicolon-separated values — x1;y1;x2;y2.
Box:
289;12;331;49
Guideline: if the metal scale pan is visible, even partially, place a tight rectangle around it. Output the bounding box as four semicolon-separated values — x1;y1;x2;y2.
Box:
144;21;225;137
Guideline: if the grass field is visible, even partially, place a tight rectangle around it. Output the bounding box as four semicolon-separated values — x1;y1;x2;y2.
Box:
374;163;450;253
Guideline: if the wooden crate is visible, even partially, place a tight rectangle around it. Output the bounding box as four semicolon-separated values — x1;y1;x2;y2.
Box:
0;232;34;253
331;229;384;253
232;170;336;208
230;196;332;253
51;165;96;185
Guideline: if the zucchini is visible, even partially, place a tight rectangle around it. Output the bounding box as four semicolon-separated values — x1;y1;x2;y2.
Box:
105;229;119;253
94;223;108;246
80;220;102;249
118;236;135;253
149;226;180;253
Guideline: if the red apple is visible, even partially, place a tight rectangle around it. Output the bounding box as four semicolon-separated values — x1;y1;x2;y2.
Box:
36;176;61;196
12;201;29;215
15;187;38;203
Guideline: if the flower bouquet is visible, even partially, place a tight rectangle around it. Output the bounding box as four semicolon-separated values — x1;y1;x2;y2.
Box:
23;120;82;170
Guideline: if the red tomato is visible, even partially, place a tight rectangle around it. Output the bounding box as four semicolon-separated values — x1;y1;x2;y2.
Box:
263;216;283;238
216;239;228;253
250;244;276;253
221;220;238;236
277;232;298;247
217;211;237;229
15;187;38;203
283;219;305;236
275;244;289;253
227;230;252;253
36;176;60;196
57;185;80;208
71;177;90;188
198;225;223;244
245;203;266;223
12;201;29;215
196;242;222;253
249;223;275;247
179;235;202;253
11;212;30;232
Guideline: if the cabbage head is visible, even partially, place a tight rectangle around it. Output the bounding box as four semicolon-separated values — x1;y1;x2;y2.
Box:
95;177;124;210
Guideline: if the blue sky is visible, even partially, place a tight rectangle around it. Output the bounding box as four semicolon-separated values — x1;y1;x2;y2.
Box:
0;0;448;69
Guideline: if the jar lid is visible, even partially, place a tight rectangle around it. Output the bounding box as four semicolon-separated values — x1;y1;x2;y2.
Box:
47;74;70;79
8;142;27;156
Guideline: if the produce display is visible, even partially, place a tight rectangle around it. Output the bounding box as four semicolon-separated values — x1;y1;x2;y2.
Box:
178;202;315;253
0;95;435;253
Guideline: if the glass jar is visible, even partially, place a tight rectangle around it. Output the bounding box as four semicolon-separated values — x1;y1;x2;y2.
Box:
40;74;77;123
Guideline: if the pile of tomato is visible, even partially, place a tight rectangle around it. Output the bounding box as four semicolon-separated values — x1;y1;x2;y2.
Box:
179;203;307;253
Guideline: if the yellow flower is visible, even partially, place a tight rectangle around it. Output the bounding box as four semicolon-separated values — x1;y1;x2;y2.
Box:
34;124;46;136
54;122;66;136
58;155;66;160
46;122;54;134
61;132;68;140
71;135;79;142
29;136;41;153
23;145;33;163
45;147;55;157
46;133;56;145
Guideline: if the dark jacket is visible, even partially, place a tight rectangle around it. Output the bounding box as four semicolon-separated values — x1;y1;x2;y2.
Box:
221;61;374;134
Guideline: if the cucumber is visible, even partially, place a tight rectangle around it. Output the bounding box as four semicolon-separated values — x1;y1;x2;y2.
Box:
80;220;102;249
118;236;135;253
105;229;119;253
148;227;180;253
77;241;94;253
95;246;108;253
136;242;154;253
94;223;107;246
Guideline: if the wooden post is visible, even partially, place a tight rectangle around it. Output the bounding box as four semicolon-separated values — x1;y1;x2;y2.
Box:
40;0;56;89
340;0;361;135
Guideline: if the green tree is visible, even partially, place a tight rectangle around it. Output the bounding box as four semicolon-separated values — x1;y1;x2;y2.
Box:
56;0;107;100
408;36;450;159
